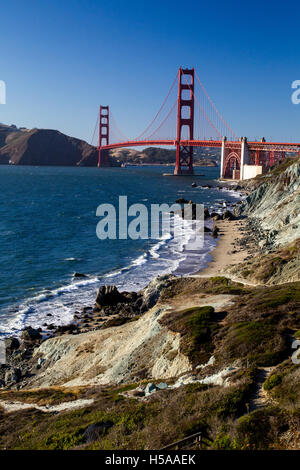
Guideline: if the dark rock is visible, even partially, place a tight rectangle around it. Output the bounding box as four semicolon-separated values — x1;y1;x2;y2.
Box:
83;422;114;444
191;182;197;187
82;307;93;313
5;337;20;352
211;226;219;238
204;208;210;219
95;285;125;309
21;327;42;341
175;198;189;204
56;324;77;334
5;368;21;385
222;210;236;220
73;272;87;278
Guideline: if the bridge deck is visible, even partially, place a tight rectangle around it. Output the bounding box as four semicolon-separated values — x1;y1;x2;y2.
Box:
101;140;300;152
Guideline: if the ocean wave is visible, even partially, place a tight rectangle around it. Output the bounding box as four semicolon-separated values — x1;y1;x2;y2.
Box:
0;208;227;337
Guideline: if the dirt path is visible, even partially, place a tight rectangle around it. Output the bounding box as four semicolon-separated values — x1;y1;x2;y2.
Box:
249;367;274;412
0;398;94;414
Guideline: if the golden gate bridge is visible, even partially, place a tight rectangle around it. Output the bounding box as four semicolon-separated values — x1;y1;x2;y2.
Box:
93;67;300;179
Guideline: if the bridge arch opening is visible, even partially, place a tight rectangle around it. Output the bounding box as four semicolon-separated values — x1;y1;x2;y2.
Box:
224;152;240;179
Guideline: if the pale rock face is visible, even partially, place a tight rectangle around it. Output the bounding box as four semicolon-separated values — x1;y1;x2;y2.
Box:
239;162;300;247
31;306;191;388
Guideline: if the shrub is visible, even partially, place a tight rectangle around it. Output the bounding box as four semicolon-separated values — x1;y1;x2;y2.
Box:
212;433;238;450
263;374;282;391
235;407;284;450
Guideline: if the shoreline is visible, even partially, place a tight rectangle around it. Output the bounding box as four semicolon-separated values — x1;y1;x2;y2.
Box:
195;218;252;279
0;181;243;339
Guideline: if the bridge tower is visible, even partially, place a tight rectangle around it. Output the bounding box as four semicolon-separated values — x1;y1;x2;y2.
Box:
174;67;194;175
98;105;110;167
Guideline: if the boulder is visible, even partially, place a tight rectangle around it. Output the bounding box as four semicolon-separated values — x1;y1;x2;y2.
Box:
145;383;157;395
204;208;210;219
5;368;21;385
156;382;168;390
222;210;236;220
175;198;189;204
21;327;42;342
211;226;219;238
5;337;20;352
95;285;125;309
73;272;87;278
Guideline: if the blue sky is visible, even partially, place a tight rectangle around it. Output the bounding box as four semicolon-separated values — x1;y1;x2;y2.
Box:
1;0;300;143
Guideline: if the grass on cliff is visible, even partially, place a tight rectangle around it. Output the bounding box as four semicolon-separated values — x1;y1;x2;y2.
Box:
215;281;300;367
262;360;300;410
0;369;256;450
159;305;218;365
0;387;85;406
1;365;298;450
234;239;300;284
159;276;248;303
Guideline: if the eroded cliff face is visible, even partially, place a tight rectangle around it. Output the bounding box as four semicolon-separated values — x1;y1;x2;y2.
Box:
30;305;191;388
226;160;300;285
237;160;300;248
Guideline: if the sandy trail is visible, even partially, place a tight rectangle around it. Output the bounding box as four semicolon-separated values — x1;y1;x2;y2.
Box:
199;219;250;276
0;398;94;414
194;219;259;286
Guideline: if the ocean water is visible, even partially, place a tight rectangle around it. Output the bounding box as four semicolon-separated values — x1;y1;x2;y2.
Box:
0;165;240;337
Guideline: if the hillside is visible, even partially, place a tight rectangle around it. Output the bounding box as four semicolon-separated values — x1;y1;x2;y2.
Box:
109;146;219;166
0;124;98;166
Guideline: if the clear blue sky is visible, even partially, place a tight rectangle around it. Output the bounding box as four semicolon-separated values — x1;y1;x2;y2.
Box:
1;0;300;143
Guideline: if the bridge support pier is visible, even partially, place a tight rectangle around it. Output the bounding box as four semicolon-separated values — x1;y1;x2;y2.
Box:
174;67;194;175
98;105;110;167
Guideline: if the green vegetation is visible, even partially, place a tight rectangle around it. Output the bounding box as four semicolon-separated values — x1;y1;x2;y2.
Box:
263;374;282;391
222;319;286;366
0;372;257;450
235;238;300;284
256;284;300;309
159;305;217;364
0;387;81;406
235;407;287;450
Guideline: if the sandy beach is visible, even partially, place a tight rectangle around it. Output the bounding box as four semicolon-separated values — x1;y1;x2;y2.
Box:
197;219;251;277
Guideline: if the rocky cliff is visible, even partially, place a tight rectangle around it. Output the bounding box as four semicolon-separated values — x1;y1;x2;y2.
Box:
225;159;300;284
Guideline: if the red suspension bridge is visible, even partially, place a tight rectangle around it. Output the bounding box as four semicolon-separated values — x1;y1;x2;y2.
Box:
94;67;300;179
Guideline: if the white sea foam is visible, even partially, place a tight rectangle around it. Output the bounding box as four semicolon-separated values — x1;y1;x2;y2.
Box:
0;193;237;337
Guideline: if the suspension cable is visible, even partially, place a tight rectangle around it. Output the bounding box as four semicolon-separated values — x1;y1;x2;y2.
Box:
182;74;222;139
195;71;238;140
146;100;177;140
110;110;130;141
90;112;99;146
133;71;179;141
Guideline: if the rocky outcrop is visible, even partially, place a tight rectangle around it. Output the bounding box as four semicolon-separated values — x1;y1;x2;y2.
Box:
226;159;300;284
236;160;300;248
29;305;191;388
